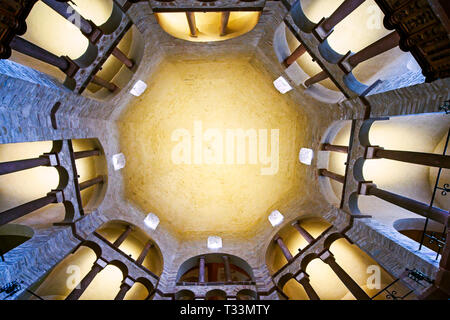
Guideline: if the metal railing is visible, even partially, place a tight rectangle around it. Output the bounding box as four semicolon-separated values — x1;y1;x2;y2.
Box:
418;127;449;259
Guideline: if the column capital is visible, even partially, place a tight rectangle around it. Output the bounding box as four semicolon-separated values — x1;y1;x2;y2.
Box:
358;181;376;195
47;189;64;203
319;250;334;263
123;277;135;288
291;220;300;227
338;51;354;74
314;17;333;41
95;258;108;269
295;271;310;283
365;146;382;159
41;153;58;166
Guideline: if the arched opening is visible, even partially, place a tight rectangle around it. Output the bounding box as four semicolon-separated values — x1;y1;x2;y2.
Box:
319;120;353;205
155;11;261;42
25;245;98;300
96;220;164;276
124;281;151;300
394;218;446;254
176;253;254;284
306;257;350;300
285;24;338;91
175;290;195;300
205;289;227;300
5;0;143;99
265;217;332;274
359;113;448;229
79;263;125;300
73;138;108;212
328;237;395;299
84;25;145;99
282;278;309;300
0;224;34;260
0;140;64;228
236;289;258;300
0;138;108;228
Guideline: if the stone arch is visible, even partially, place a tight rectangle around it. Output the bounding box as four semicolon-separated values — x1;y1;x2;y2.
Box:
393;217;446;253
96;219;164;276
108;260;129;280
0;223;34;258
265;216;331;274
277;272;294;289
0;139;66;226
72;138;108;213
236;289;258;300
323;232;345;250
27;244;98;300
175;289;195;300
80;240;102;259
282;20;344;103
328;237;398;299
176;253;254;283
300;253;319;271
358;112;449;228
318;120;353;206
205;289;227;300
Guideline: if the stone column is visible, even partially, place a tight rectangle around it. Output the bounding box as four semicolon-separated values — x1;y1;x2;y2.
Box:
113;225;133;247
199;256;206;283
91;75;119;92
9;36;75;74
114;277;135;300
360;182;449;225
274;235;294;262
79;176;104;191
66;258;107;300
0;190;62;226
366;146;450;169
73;149;100;160
207;263;219;282
112;47;134;69
220;11;230;36
322;143;349;153
41;0;101;42
304;70;329;87
320;251;370;300
318;169;345;183
341;31;400;73
186;12;198;37
223;255;232;283
0;153;57;175
315;0;366;40
136;241;153;265
292;221;314;243
295;272;320;300
284;44;307;67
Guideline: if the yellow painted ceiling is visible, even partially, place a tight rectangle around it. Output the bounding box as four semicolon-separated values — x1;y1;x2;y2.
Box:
119;57;308;240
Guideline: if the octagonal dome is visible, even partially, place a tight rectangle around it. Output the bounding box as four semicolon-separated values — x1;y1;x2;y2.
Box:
118;56;309;240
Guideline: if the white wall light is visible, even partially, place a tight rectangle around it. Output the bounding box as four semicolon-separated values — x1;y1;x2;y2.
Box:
112;153;126;171
207;236;222;250
130;80;147;97
268;210;284;227
273;76;293;94
299;148;314;165
144;212;160;230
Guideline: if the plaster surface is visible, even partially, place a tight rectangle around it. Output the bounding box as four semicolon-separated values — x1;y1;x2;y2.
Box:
118;56;308;240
